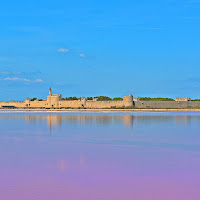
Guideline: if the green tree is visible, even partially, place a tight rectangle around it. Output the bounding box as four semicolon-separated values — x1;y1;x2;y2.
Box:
140;97;174;101
30;98;37;101
113;97;123;101
65;97;79;100
95;96;112;101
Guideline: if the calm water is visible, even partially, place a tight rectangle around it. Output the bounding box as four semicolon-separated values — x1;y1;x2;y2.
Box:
0;112;200;200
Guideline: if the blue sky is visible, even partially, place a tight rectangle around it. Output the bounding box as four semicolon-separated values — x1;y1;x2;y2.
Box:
0;0;200;100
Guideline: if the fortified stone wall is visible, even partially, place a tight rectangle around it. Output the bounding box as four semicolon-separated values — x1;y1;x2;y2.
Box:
134;101;200;108
29;101;46;108
0;101;24;107
0;100;47;108
0;90;134;109
175;97;191;101
59;100;83;108
1;90;200;109
1;100;200;109
84;100;124;108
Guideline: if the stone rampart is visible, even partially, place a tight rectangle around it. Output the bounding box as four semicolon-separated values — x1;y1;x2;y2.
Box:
59;100;83;108
0;101;24;108
85;101;124;108
134;101;200;108
29;101;46;108
175;97;191;101
1;88;200;109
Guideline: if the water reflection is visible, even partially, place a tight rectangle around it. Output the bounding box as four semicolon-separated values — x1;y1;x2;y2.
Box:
23;113;196;131
175;115;191;125
1;113;199;133
24;114;135;131
1;112;200;200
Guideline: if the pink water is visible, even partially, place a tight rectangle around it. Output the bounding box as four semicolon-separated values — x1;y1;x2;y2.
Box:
0;112;200;200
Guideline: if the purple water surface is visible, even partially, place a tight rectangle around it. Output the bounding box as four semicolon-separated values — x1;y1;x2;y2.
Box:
0;112;200;200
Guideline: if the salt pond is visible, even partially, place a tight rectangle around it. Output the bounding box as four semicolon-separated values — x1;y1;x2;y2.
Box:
0;112;200;200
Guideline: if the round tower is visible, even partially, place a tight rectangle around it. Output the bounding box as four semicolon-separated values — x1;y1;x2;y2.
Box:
81;97;86;107
123;94;133;107
24;97;30;107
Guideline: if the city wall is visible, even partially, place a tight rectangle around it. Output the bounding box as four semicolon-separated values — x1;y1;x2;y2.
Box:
0;101;24;107
0;99;127;109
28;101;46;108
134;101;200;108
1;93;200;109
60;100;83;108
84;101;124;108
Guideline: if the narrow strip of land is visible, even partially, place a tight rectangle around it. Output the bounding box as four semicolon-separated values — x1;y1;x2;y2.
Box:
0;108;200;112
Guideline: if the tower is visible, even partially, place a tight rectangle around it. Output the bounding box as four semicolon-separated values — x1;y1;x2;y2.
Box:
24;97;30;107
123;94;133;107
46;87;62;108
49;87;52;96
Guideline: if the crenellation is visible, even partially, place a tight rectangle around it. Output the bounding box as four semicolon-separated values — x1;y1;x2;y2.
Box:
0;88;200;109
175;97;191;102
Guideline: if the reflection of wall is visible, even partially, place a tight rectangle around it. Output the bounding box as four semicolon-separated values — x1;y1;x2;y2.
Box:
22;114;200;125
175;115;191;125
46;115;62;132
22;114;199;131
24;115;135;129
123;115;134;127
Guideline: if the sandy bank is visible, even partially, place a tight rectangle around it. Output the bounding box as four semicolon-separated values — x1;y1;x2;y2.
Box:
0;108;200;112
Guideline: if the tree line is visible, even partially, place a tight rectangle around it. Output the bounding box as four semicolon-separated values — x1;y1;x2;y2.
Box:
62;96;123;101
30;97;200;101
139;97;175;101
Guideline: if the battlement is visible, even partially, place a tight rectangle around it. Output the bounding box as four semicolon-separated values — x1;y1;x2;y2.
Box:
0;88;199;109
175;97;191;102
123;94;133;107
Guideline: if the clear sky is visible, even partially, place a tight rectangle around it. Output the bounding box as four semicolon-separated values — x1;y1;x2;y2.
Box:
0;0;200;100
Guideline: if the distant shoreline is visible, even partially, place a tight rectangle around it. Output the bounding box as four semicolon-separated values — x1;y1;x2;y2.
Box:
0;108;200;112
